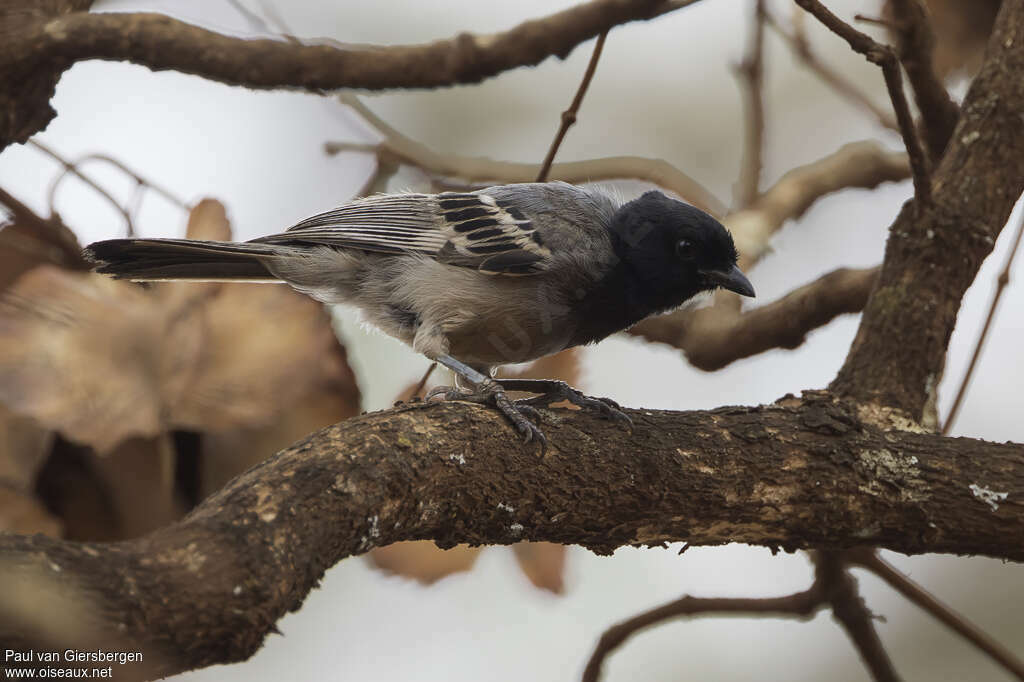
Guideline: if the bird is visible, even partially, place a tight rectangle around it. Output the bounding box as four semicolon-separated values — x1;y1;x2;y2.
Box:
85;182;754;449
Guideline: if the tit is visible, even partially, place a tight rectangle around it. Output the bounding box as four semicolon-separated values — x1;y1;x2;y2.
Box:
86;182;754;449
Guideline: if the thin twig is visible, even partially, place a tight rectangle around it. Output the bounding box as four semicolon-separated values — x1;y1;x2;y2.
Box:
943;210;1024;434
794;0;930;204
735;0;767;208
29;139;136;236
816;552;901;682
766;10;899;131
537;31;608;182
886;0;960;159
411;363;438;400
71;154;189;210
331;94;727;216
582;587;826;682
850;550;1024;680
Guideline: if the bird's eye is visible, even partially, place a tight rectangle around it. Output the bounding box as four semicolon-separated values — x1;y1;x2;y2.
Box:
676;239;696;259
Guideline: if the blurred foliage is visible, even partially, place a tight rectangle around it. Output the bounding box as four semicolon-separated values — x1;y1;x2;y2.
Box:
0;198;361;540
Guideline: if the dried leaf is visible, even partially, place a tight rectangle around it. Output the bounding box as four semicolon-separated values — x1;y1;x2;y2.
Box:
199;346;361;496
0;266;206;452
0;200;360;454
0;212;85;295
185;198;232;241
368;541;482;584
0;487;62;536
512;542;566;594
90;435;185;538
0;403;53;490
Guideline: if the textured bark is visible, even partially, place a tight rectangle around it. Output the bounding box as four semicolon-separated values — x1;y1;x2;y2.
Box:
1;394;1021;679
831;0;1024;418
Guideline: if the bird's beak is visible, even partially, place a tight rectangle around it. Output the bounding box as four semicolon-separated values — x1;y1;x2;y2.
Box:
702;265;755;297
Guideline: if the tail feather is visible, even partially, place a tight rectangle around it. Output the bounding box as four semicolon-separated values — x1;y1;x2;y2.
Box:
84;238;283;282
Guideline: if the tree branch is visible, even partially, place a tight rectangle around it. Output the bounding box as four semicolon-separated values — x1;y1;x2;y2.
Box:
728;140;909;267
794;0;931;204
816;551;900;682
582;587;826;682
1;0;702;150
831;0;1024;420
849;550;1024;680
886;0;960;159
537;31;608;182
629;265;879;369
735;0;767;208
328;95;728;216
1;393;1021;678
766;10;899;131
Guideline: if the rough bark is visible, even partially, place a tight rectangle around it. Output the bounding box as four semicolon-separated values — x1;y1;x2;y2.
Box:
831;0;1024;419
1;393;1021;679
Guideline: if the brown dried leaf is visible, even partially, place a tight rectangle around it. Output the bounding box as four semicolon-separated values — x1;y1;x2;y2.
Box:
0;266;206;452
512;542;566;594
368;541;482;584
0;200;360;454
199;345;361;496
185;198;232;241
0;403;53;490
171;280;353;432
0;209;85;295
0;487;62;536
90;435;185;538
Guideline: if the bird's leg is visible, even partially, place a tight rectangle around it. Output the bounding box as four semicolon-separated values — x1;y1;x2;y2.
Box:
432;355;547;450
495;378;633;429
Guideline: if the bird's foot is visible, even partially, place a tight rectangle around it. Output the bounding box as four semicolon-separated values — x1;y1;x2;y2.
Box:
427;382;547;451
496;378;633;431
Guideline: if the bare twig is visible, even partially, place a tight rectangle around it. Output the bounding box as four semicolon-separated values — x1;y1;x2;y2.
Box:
735;0;767;208
69;154;189;210
942;210;1024;434
816;552;901;682
29;139;136;236
849;550;1024;681
410;363;437;400
794;0;931;204
766;11;899;131
330;95;727;216
582;587;826;682
537;31;608;182
886;0;960;159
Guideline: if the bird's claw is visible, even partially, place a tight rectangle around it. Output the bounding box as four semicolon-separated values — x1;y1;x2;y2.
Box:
511;380;633;431
428;382;548;453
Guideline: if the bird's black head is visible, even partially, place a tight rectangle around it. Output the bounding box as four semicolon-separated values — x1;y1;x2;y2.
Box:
608;190;754;305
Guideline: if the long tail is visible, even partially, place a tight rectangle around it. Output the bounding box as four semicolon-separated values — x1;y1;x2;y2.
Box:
84;238;286;281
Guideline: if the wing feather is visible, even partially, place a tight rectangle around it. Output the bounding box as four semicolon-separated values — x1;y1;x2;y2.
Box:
251;191;552;274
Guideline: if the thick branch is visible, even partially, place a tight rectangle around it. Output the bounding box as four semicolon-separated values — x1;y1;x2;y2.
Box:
832;1;1024;419
630;266;879;369
0;394;1021;678
1;0;702;149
